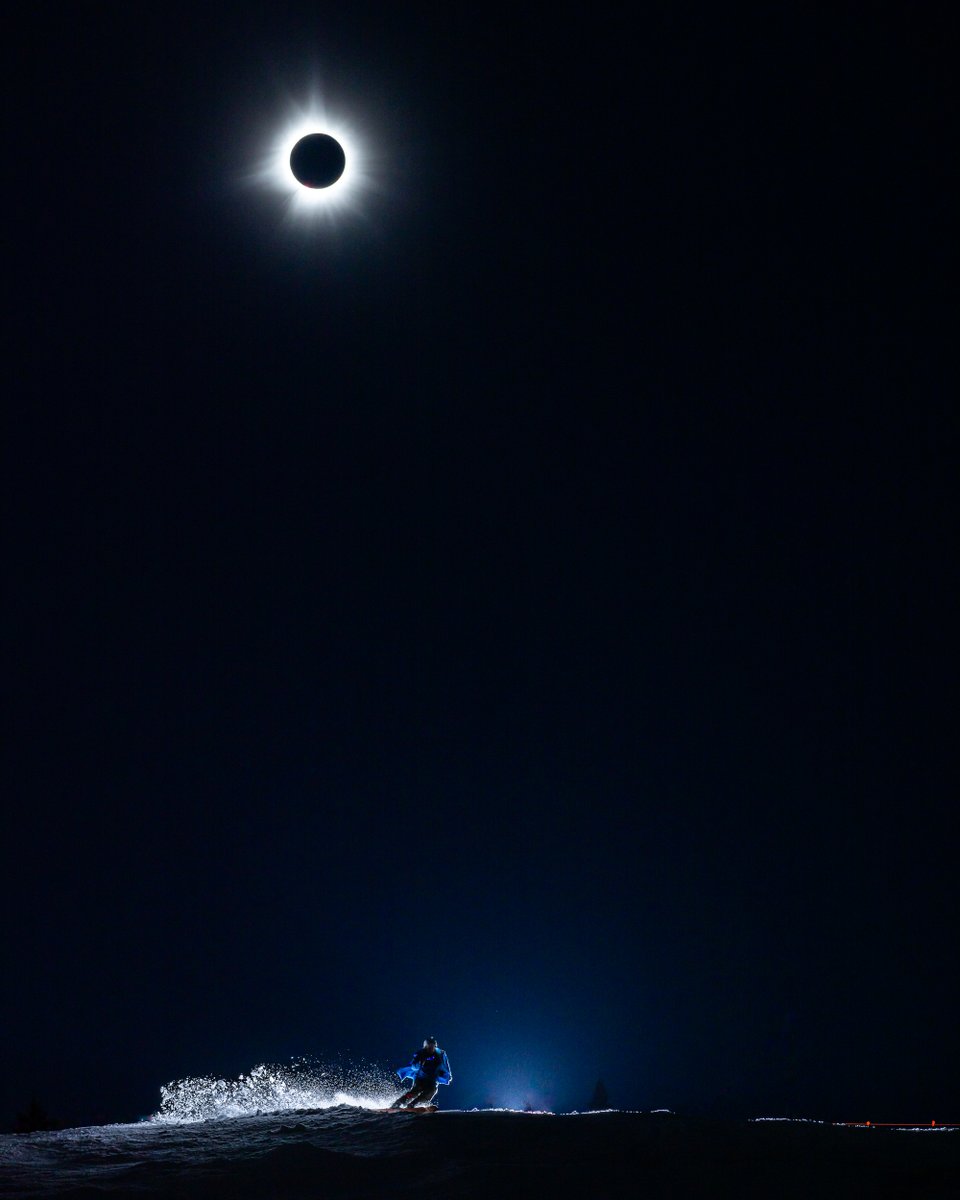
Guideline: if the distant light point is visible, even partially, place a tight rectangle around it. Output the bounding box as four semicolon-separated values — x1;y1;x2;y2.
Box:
289;133;346;189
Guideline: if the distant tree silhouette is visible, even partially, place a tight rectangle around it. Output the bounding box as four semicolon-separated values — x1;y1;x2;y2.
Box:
14;1098;61;1133
589;1079;610;1110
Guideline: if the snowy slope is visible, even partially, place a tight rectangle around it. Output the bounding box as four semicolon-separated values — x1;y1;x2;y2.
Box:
2;1107;958;1200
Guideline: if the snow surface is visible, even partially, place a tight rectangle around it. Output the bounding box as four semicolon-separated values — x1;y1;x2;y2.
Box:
2;1106;958;1199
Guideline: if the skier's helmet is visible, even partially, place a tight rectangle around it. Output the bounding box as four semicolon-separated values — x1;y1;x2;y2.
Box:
424;1036;438;1048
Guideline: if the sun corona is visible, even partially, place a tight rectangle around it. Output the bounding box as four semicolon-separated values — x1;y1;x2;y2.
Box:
255;97;369;224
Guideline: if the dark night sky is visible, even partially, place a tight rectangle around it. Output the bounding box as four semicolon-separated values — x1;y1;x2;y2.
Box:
4;2;956;1127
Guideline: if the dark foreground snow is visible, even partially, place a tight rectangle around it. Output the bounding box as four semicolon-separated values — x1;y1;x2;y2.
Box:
2;1108;957;1200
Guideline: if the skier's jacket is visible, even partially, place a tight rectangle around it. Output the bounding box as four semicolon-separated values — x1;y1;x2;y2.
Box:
397;1046;452;1086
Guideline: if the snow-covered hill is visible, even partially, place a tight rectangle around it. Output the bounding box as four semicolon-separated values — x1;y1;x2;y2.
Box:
3;1105;958;1199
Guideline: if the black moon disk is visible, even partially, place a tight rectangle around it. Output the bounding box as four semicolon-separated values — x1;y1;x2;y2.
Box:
289;133;346;189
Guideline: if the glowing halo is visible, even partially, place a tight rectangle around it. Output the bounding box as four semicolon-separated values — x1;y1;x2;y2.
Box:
250;92;373;225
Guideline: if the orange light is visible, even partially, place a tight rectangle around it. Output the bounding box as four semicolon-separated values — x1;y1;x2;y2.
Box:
838;1120;956;1128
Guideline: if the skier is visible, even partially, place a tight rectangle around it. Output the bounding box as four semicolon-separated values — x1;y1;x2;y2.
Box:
394;1036;452;1108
